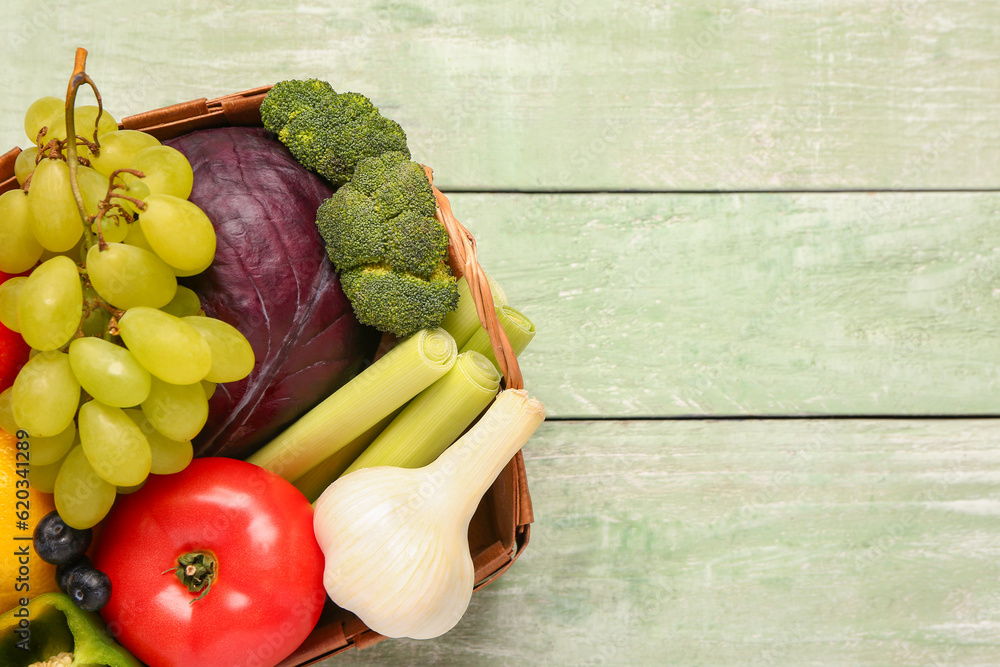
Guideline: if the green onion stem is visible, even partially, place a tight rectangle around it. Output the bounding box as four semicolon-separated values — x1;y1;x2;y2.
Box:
460;305;535;371
247;327;457;481
342;350;501;476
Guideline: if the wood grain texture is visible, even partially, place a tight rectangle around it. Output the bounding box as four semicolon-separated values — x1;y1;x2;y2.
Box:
324;418;1000;666
1;4;997;667
451;191;1000;418
1;1;999;190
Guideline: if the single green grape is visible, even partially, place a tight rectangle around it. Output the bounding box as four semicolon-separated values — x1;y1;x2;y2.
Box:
117;481;146;494
23;96;63;143
79;287;112;338
78;400;152;487
182;316;255;383
68;336;152;407
26;158;84;252
124;409;193;475
139;376;208;442
11;350;80;438
117;306;212;384
89;129;161;177
124;145;194;199
27;421;76;466
169;263;211;278
92;213;130;244
0;190;44;274
160;286;202;318
0;277;27;332
37;237;85;267
28;452;68;494
122;220;155;253
17;256;83;351
0;387;18;434
86;242;177;310
139;194;216;273
54;445;117;530
14;146;39;185
78;165;110;211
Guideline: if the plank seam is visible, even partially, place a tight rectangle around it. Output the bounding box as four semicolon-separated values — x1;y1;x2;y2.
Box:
442;188;1000;195
545;415;1000;422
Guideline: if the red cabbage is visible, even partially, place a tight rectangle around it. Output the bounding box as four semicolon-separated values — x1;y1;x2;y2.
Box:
166;127;379;461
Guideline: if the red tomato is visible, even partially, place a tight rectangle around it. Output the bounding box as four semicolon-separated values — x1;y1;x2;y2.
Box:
0;270;30;392
93;458;326;667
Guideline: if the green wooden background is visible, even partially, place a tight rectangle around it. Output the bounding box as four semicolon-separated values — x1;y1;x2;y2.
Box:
2;1;999;665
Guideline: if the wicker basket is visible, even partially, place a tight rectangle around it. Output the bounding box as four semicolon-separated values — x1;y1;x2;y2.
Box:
0;88;534;666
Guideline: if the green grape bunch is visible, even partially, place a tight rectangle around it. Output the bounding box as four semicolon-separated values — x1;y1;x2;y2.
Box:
0;68;256;530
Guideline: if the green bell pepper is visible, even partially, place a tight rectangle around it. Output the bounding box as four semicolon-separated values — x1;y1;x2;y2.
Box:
0;593;140;667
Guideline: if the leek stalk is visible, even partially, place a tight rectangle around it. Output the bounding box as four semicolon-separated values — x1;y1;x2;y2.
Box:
460;305;535;370
291;413;396;502
247;328;457;481
342;350;501;475
439;274;508;348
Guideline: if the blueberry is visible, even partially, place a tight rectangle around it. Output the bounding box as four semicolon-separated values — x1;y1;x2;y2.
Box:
67;567;112;612
56;556;93;593
33;511;92;566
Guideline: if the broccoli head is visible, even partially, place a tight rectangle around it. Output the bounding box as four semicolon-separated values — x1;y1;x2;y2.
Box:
315;152;458;336
316;152;448;278
264;79;458;335
260;79;409;184
340;261;459;338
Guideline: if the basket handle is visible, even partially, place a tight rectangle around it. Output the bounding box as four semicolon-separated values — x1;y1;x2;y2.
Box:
424;167;524;391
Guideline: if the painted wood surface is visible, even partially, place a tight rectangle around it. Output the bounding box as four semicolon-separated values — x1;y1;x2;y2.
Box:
0;2;997;666
327;418;1000;666
1;1;999;190
453;191;1000;418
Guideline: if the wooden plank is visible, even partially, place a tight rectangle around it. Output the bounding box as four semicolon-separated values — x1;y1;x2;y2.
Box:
2;1;999;190
324;418;1000;666
0;178;991;420
451;191;1000;418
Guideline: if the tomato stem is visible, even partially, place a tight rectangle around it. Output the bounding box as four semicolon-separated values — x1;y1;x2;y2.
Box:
163;551;218;604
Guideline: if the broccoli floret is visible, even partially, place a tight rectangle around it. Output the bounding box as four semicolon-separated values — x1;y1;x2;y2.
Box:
340;261;459;338
315;152;457;336
261;80;409;184
316;152;447;278
260;79;337;133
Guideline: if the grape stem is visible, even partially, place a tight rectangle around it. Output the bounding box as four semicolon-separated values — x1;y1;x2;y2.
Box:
63;47;106;251
106;168;148;220
87;170;148;251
